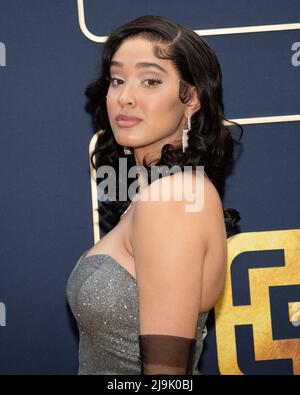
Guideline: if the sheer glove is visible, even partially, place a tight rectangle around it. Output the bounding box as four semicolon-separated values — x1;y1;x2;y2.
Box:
139;334;196;375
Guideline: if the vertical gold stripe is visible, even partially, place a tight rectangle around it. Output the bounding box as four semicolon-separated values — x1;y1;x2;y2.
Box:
88;131;104;243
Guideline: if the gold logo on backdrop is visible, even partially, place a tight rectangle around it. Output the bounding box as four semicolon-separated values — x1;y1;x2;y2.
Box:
215;229;300;375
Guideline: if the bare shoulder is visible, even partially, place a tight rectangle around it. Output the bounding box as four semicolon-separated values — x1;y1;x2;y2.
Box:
132;171;225;248
135;170;224;217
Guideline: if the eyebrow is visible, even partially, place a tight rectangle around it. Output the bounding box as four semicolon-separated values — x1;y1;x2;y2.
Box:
110;60;167;74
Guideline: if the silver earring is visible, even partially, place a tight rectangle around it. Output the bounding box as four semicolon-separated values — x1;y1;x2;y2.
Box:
123;147;133;155
182;115;191;153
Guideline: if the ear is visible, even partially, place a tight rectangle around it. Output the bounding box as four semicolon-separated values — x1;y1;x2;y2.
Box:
186;86;201;116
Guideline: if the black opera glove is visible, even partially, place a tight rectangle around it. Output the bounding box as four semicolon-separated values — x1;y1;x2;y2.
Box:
138;334;197;375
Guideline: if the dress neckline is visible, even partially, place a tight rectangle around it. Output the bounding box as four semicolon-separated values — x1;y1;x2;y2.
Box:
81;250;137;284
79;250;208;335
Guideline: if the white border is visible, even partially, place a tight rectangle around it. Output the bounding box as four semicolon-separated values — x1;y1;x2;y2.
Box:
224;114;300;126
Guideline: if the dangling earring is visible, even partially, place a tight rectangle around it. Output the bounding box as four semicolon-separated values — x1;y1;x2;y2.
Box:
123;147;133;155
182;115;191;153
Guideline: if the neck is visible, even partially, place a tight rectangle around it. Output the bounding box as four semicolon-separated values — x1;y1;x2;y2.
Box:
132;129;182;168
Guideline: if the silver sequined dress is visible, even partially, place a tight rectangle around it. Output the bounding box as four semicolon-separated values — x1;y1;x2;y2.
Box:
66;250;209;375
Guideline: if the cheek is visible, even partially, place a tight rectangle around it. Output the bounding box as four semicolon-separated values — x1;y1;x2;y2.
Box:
143;92;182;116
106;95;118;120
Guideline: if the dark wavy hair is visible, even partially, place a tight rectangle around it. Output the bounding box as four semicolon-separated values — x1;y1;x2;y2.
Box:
85;15;243;233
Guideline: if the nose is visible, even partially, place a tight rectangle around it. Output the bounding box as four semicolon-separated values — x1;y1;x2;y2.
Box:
118;80;136;107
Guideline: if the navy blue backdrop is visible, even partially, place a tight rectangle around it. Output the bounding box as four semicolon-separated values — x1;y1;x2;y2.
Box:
0;0;299;374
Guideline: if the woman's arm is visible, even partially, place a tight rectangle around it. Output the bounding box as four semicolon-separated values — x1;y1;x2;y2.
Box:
131;172;220;374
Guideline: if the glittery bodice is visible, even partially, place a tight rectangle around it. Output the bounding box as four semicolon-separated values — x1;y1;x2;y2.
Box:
66;250;209;375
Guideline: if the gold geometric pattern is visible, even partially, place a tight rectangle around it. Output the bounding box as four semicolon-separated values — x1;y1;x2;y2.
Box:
214;229;300;374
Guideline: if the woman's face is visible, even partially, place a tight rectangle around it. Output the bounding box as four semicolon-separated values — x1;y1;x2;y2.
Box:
106;36;189;163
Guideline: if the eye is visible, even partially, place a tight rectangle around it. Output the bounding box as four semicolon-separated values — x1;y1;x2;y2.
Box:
107;76;124;87
105;76;124;87
142;78;163;87
106;76;163;88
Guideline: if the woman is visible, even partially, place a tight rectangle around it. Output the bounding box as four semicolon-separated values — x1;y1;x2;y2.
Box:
66;15;242;375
